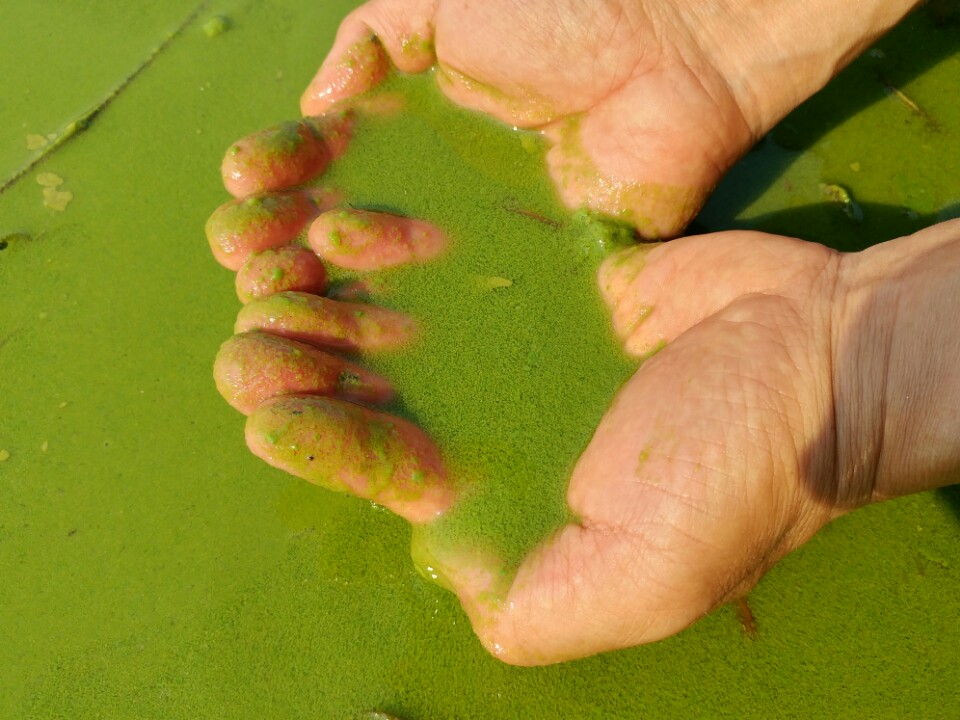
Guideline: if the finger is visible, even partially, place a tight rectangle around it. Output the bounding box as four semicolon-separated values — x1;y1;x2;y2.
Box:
221;115;353;197
236;245;328;303
597;231;837;356
301;0;437;116
207;188;340;270
235;291;417;352
308;208;447;271
214;331;393;414
247;394;453;523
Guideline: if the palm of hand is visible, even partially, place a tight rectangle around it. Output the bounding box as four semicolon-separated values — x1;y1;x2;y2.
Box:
486;232;844;662
304;0;756;237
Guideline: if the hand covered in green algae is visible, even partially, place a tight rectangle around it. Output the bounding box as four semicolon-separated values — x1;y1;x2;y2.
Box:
208;97;960;663
223;214;959;666
208;118;455;523
300;0;919;238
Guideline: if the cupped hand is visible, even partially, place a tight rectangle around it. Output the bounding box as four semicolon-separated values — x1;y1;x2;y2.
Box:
300;0;765;238
207;115;854;665
298;0;917;238
206;99;959;665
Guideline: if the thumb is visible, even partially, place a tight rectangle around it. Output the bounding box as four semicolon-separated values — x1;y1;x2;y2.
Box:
301;0;438;115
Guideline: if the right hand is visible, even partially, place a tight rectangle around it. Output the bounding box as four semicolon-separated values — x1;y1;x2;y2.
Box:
300;0;918;238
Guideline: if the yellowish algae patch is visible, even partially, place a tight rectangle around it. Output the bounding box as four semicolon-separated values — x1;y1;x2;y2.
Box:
202;15;230;38
0;449;10;462
472;275;513;290
25;134;54;150
36;172;72;211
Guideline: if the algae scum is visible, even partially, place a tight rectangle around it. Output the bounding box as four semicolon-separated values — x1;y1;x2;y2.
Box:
318;73;637;571
1;1;959;717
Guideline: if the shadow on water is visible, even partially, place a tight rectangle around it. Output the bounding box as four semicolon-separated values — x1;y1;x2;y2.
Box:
695;200;960;253
941;485;960;526
693;6;960;240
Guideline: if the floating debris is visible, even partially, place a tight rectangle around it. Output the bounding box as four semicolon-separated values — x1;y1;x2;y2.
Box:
735;597;758;640
821;183;864;223
502;200;562;228
0;232;30;251
202;14;230;37
26;134;50;150
36;172;63;187
0;449;10;462
474;275;514;291
879;74;942;131
36;173;73;211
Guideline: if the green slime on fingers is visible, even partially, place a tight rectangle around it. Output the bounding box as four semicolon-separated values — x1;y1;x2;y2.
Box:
320;72;638;573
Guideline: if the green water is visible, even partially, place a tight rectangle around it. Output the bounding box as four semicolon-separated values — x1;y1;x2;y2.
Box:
1;1;959;718
320;73;636;570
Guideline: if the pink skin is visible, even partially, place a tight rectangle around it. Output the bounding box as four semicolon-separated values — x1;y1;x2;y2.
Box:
300;25;392;111
235;291;417;352
309;208;448;270
214;331;393;414
221;114;353;198
246;394;454;523
210;0;946;669
236;245;329;303
207;189;340;271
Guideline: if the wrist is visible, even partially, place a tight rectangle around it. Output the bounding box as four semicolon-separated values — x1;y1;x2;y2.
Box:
832;220;960;507
685;0;922;137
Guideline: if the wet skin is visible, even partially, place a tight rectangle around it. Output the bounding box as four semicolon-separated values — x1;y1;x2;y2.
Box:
299;0;919;239
209;93;960;664
211;0;960;666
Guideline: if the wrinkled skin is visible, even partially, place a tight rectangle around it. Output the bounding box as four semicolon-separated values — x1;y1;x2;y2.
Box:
302;0;756;238
209;0;954;666
301;0;913;238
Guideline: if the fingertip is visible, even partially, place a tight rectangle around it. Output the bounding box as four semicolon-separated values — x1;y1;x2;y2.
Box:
221;116;352;197
235;244;328;303
246;395;453;522
214;331;393;414
300;25;391;116
236;291;418;352
308;208;447;271
206;191;319;270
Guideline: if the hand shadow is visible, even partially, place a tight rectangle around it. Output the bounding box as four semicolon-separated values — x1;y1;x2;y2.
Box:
692;5;960;247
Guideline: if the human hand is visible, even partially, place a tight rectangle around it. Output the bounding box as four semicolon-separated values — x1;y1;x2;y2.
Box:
208;104;960;664
220;216;960;666
299;0;919;238
208;113;457;523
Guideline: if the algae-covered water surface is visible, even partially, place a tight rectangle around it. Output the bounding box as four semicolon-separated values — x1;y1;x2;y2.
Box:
1;1;959;718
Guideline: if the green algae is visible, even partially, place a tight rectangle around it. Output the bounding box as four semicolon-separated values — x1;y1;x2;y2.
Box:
202;14;230;38
320;71;637;569
1;1;959;719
